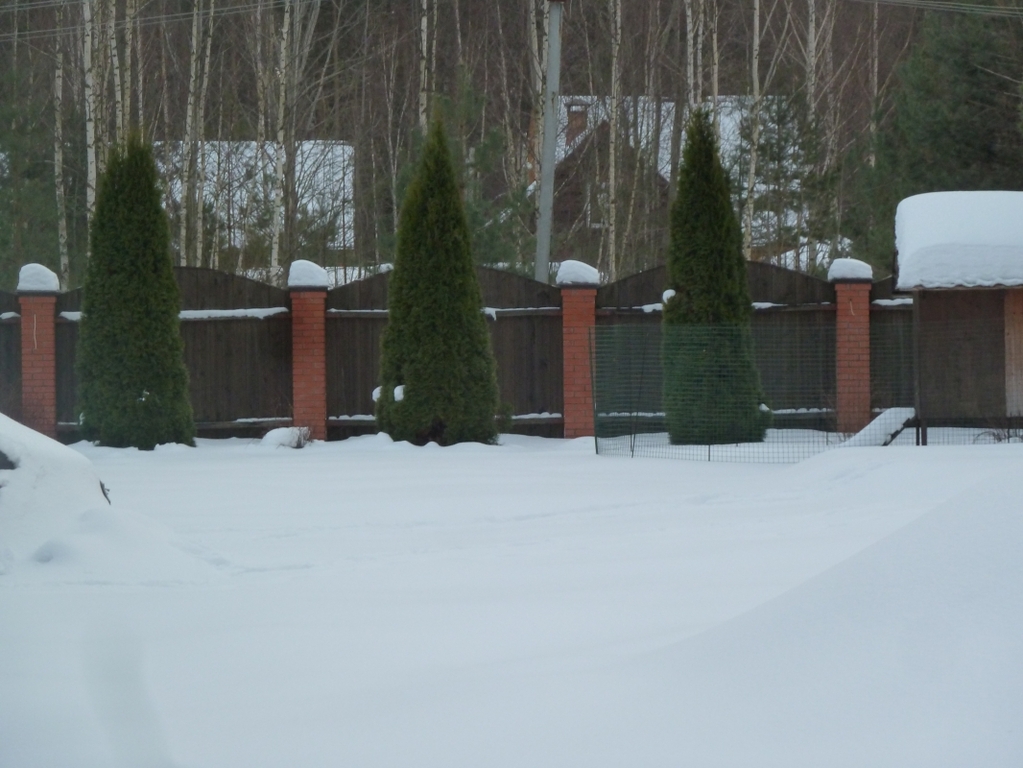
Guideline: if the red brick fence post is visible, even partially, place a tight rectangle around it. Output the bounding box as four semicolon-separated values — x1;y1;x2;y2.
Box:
829;259;873;434
17;264;60;438
558;262;600;439
288;261;328;441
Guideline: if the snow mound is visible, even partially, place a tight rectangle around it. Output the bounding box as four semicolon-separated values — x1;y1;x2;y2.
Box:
0;413;215;583
287;259;329;289
827;257;872;282
17;263;60;293
555;260;600;286
0;413;108;571
841;407;915;447
261;426;311;449
896;191;1023;289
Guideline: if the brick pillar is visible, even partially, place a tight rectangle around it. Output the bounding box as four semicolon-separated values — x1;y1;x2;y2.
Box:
561;287;597;438
835;281;872;434
18;293;58;438
290;288;327;441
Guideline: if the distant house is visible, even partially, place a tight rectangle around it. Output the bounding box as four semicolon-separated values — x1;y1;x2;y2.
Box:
896;191;1023;433
541;96;803;275
156;141;355;257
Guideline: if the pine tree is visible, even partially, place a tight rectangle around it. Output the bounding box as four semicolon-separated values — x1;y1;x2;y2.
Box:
77;137;194;449
663;109;769;445
846;13;1023;268
376;118;499;445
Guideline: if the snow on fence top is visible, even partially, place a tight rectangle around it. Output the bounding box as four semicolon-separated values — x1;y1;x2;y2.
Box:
827;258;872;282
555;260;600;286
288;260;329;289
17;264;59;293
896;191;1023;290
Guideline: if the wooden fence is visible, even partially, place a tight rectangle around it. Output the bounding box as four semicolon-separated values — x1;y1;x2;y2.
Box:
0;290;20;421
1;262;912;440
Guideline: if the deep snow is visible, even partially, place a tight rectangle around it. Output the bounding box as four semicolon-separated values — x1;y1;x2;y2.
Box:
1;430;1020;767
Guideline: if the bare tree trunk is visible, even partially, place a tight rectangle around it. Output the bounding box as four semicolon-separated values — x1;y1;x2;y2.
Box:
270;0;292;271
180;0;204;266
807;0;816;118
668;0;684;204
107;0;124;142
684;0;695;108
195;0;216;270
419;0;429;131
133;0;144;132
711;0;719;135
83;0;98;255
743;0;762;261
607;0;622;281
868;2;878;167
54;5;71;288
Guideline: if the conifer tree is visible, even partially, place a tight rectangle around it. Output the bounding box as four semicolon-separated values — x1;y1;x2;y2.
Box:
376;118;499;445
663;109;769;445
77;137;194;449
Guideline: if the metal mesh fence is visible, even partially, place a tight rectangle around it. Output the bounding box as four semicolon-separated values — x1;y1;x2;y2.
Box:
593;322;845;463
594;314;1023;460
900;317;1023;446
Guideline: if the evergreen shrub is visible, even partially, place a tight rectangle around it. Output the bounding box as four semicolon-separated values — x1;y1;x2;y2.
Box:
77;136;194;449
663;109;769;445
376;119;499;445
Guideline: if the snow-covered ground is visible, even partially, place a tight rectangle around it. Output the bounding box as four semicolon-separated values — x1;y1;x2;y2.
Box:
1;429;1021;767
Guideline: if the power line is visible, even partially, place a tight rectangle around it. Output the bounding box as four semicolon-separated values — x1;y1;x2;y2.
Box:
0;0;320;45
845;0;1023;16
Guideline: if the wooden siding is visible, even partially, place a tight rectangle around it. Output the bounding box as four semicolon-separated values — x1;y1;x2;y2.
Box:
1005;290;1023;416
0;290;20;420
918;290;1006;420
596;261;837;308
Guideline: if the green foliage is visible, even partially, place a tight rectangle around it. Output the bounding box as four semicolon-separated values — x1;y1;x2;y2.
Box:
0;71;59;290
376;118;499;445
77;137;194;449
664;110;769;445
845;13;1023;269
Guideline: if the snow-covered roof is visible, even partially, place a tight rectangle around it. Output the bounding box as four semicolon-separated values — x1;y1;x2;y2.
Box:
896;192;1023;290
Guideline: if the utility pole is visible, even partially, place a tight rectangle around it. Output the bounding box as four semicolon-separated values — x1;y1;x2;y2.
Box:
534;1;563;283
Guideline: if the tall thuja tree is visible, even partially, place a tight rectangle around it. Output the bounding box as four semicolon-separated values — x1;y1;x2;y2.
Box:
663;110;769;445
376;118;499;445
845;13;1023;269
77;137;194;449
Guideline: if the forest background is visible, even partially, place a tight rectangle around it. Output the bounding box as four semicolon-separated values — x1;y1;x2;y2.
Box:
1;0;1022;291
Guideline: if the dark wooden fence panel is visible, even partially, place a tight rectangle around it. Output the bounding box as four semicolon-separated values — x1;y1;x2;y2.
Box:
596;262;837;309
596;266;666;308
55;291;82;427
478;267;561;308
55;319;79;425
175;267;289;309
327;273;389;310
918;290;1006;420
0;291;20;420
746;262;835;305
488;313;563;416
871;306;914;410
751;308;836;414
181;317;292;424
326;314;388;417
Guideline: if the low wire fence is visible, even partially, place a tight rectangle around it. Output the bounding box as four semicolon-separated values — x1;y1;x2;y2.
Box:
592;323;845;462
593;316;1023;461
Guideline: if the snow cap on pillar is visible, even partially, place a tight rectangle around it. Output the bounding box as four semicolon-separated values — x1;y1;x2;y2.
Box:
287;260;329;290
555;260;600;287
828;258;873;283
17;264;60;294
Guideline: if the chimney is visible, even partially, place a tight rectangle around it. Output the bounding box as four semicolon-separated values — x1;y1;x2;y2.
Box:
567;102;588;147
